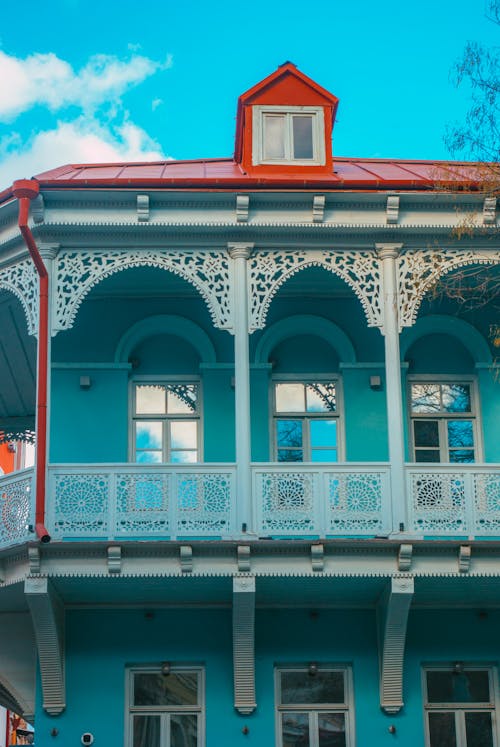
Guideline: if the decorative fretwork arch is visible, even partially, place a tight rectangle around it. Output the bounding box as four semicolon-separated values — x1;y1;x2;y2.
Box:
254;314;356;365
248;249;382;332
115;314;217;364
400;314;492;365
0;260;38;336
53;249;232;334
398;249;500;330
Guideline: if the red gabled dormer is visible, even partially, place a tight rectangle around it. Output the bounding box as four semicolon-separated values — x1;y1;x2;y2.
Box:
234;62;339;177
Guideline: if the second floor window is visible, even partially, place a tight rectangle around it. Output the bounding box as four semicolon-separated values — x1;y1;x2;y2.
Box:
253;106;326;165
274;381;339;462
133;382;200;463
409;381;477;463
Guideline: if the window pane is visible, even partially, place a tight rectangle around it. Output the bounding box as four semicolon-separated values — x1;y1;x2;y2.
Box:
428;712;456;747
415;449;441;463
136;385;166;414
276;384;305;412
414;420;439;447
465;712;493;747
311;449;338;463
449;449;475;464
133;715;161;747
171;421;197;450
277;420;303;448
447;421;473;448
136;422;163;450
278;449;304;462
167;385;197;414
134;672;198;706
281;713;310;747
281;671;345;704
306;384;336;412
171;451;197;464
171;713;198;747
264;115;285;159
319;713;346;747
442;384;471;413
426;670;490;704
293;116;314;159
411;384;441;413
310;420;337;448
136;451;163;464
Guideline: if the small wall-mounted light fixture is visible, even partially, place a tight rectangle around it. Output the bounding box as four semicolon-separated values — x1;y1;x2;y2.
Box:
161;661;171;676
308;662;318;677
79;375;92;390
453;661;464;674
369;375;382;391
388;725;396;734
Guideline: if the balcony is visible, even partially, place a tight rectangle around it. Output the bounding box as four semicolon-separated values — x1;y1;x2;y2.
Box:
0;463;499;549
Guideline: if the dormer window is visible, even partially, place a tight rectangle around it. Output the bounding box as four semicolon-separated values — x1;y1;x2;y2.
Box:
252;106;326;166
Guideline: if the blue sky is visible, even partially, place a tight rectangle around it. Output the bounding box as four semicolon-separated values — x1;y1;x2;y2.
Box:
0;0;497;189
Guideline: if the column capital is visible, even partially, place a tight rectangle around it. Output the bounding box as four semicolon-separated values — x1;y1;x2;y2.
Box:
38;242;60;261
375;243;403;260
228;242;254;260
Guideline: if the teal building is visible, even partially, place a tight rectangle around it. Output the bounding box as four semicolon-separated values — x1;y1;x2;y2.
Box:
0;64;499;747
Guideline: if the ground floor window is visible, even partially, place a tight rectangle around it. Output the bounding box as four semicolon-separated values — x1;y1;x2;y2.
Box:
276;666;354;747
128;665;204;747
424;665;498;747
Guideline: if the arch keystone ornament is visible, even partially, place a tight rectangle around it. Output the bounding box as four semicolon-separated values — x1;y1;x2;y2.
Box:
378;576;414;714
24;576;65;715
232;575;256;714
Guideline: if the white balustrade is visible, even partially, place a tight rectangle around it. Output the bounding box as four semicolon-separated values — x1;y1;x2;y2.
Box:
406;465;500;536
48;464;237;540
0;468;34;549
252;463;392;537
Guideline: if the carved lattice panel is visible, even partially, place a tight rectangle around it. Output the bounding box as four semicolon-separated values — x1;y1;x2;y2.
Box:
410;472;467;534
327;472;384;534
176;473;233;535
0;472;33;548
474;473;500;535
115;472;170;536
54;250;232;332
52;473;110;537
248;249;382;331
398;249;500;330
258;472;317;534
0;260;38;335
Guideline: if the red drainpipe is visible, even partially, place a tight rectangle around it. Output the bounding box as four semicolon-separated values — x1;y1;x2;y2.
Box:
12;179;50;543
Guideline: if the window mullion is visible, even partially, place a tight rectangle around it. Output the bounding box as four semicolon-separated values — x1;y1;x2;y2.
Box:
285;114;293;160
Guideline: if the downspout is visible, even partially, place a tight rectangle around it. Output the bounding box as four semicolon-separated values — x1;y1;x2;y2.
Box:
12;179;50;542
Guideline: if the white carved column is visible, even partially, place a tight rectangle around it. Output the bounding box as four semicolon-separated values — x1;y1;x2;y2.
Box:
228;243;254;534
376;244;406;533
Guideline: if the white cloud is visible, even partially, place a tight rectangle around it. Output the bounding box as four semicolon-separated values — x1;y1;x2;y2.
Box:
152;98;164;111
0;117;167;187
0;50;172;121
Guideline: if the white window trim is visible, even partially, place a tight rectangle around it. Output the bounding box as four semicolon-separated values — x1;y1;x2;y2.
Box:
275;664;355;747
422;663;500;747
125;664;205;747
407;375;483;464
271;375;345;463
129;376;203;463
252;105;326;166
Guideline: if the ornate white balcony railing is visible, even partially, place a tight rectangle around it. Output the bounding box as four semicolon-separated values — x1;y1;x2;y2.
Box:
47;464;237;540
252;463;392;536
0;468;34;549
406;465;500;536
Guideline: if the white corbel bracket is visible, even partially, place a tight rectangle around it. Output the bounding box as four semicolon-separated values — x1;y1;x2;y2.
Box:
236;194;250;223
25;576;65;715
137;194;150;222
233;575;256;715
378;576;414;714
107;545;122;574
483;196;497;225
313;195;325;223
386;195;400;224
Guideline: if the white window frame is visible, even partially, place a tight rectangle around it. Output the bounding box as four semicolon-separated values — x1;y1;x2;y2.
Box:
422;663;500;747
275;664;355;747
126;664;205;747
129;376;203;463
407;375;482;464
252;105;326;166
271;376;344;463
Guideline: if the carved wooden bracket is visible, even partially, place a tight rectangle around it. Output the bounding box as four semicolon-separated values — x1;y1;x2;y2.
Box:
378;576;414;714
24;576;65;715
233;575;256;715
